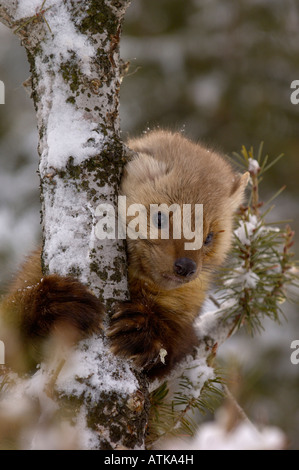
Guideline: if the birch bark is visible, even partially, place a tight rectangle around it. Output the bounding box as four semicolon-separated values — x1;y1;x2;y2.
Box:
0;0;149;450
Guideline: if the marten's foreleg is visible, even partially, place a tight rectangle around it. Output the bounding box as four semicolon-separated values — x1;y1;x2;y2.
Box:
107;299;198;379
0;260;103;371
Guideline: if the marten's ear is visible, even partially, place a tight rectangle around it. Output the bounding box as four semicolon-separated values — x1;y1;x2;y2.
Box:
124;154;169;183
229;172;249;211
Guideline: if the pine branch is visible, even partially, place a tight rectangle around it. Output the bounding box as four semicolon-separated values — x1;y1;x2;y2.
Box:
221;144;298;334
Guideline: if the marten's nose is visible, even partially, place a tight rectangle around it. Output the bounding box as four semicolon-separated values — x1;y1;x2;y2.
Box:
174;258;197;277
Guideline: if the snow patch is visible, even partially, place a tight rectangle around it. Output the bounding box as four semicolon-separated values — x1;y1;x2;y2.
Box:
42;176;92;281
160;419;286;450
0;336;138;450
43;75;104;169
248;158;261;175
15;0;46;19
225;266;260;289
16;0;95;74
182;357;215;399
241;269;260;288
56;335;138;401
234;214;259;245
18;1;104;171
30;406;99;450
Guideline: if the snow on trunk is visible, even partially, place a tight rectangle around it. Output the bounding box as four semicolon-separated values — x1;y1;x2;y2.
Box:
0;0;149;450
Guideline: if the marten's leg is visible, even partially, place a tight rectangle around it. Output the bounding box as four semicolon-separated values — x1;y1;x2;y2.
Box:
0;250;103;372
107;299;198;379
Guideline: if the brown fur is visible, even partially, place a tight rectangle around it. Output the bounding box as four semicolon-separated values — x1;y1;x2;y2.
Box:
0;130;248;378
0;252;102;372
108;130;248;378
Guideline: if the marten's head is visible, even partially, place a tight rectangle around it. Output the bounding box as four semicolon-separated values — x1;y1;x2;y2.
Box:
121;130;248;291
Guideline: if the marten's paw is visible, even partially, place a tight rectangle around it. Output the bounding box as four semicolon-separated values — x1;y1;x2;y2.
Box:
21;274;103;341
107;302;165;371
1;274;103;372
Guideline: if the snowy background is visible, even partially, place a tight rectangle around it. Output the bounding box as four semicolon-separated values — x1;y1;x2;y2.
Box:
0;0;299;449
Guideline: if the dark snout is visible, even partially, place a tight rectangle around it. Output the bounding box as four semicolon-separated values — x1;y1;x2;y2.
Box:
174;257;197;277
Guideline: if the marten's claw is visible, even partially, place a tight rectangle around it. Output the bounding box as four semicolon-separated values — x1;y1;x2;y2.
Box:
107;301;163;372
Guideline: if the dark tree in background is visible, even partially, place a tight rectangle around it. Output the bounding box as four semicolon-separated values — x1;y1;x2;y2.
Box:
121;0;299;197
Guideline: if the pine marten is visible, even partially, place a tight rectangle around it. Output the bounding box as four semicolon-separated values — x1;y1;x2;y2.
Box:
0;130;248;378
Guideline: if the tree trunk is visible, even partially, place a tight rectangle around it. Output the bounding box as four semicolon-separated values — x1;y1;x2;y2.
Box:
0;0;149;450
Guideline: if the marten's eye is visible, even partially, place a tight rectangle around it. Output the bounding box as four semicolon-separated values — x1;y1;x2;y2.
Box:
204;232;214;245
152;211;168;229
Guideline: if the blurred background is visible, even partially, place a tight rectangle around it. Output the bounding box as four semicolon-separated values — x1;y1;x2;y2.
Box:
0;0;298;449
